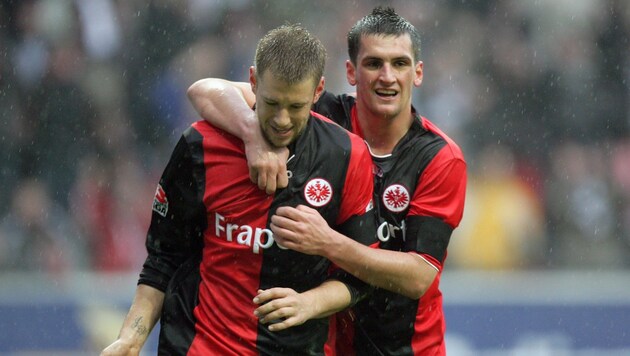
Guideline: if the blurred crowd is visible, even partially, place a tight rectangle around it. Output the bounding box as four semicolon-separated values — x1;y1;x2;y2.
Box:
0;0;629;274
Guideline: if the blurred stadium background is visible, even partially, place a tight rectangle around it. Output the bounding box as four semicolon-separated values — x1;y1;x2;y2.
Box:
1;0;629;354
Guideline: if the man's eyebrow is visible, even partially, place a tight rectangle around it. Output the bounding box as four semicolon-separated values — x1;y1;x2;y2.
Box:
362;55;412;62
362;56;383;61
261;96;310;106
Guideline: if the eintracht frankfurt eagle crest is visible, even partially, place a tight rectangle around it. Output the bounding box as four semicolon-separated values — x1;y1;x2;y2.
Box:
304;178;333;207
382;184;410;212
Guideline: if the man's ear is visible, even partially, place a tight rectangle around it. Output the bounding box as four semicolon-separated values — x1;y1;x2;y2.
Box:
249;66;257;93
346;60;357;86
414;61;423;87
313;77;325;103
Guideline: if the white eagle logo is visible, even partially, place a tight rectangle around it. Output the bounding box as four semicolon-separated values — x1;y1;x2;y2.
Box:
304;178;333;207
382;184;410;212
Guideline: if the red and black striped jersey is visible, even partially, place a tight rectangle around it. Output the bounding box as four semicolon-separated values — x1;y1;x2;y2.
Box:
139;111;376;355
313;92;467;356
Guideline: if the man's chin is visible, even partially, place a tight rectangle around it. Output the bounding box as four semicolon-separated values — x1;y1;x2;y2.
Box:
373;105;400;119
269;137;291;148
262;133;290;148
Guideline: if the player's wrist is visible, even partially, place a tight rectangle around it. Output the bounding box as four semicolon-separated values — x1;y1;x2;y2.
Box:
116;324;151;348
323;230;349;260
240;112;262;144
110;335;144;353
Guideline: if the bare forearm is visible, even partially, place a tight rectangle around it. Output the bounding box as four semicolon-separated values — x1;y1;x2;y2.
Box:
187;78;257;141
326;233;437;299
270;205;437;299
253;281;351;332
116;284;164;348
302;280;352;319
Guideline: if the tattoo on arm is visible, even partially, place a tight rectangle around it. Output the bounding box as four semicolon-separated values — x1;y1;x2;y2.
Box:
131;316;149;336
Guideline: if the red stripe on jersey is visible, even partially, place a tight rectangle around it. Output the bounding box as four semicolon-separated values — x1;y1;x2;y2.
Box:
337;132;374;224
412;272;446;355
349;105;365;140
409;117;467;228
189;121;273;355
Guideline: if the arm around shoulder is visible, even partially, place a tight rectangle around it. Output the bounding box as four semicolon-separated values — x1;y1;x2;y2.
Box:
187;78;289;194
186;78;256;138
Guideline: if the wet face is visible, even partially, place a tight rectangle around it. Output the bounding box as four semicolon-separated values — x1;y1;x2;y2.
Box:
251;68;323;148
347;34;423;120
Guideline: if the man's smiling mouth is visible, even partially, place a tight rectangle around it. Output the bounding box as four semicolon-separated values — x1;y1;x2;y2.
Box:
375;89;398;97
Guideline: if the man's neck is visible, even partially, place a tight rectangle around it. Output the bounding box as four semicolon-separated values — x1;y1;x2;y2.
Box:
356;107;413;156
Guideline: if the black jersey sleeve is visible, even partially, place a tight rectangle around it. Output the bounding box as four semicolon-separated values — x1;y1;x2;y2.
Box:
138;130;206;292
404;215;453;263
312;91;353;129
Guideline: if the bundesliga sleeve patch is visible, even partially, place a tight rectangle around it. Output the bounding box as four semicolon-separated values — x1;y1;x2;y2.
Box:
152;184;169;217
304;178;333;207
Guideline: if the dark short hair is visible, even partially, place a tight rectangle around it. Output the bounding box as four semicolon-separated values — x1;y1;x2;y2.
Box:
347;6;421;65
255;24;327;86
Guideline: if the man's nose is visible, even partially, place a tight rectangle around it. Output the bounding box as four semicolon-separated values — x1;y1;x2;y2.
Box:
273;109;291;127
379;64;395;83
